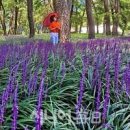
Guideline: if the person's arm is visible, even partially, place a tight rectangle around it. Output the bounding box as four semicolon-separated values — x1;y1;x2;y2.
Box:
50;27;57;30
49;24;57;31
56;23;61;30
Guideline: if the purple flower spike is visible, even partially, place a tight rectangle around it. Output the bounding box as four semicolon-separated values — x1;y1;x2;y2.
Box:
24;126;29;130
22;59;28;86
95;72;102;112
35;70;46;130
75;57;86;115
60;62;66;85
102;60;110;123
12;83;19;130
123;63;130;95
0;64;19;124
114;49;120;91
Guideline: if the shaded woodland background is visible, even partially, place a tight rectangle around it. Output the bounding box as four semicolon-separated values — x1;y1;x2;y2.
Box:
0;0;130;42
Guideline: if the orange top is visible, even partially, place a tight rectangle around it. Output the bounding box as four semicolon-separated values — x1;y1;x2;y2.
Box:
49;21;61;33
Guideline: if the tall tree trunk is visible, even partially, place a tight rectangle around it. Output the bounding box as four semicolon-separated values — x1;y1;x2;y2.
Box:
0;0;7;35
27;0;35;38
103;18;106;34
18;10;22;25
85;0;95;39
120;14;127;36
75;24;78;33
0;15;6;35
17;10;22;34
104;0;111;35
14;0;19;35
79;8;85;33
121;26;125;36
75;7;78;33
8;10;14;35
70;3;74;32
96;22;99;34
92;0;99;34
111;0;120;36
53;0;72;43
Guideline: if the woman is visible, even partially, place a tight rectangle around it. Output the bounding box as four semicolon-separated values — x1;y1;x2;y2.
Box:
48;15;61;45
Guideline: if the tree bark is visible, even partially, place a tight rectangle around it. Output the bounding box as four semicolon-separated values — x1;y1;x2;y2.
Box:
104;0;111;35
53;0;72;43
111;0;120;36
103;18;106;34
92;0;99;34
85;0;95;39
79;9;85;33
75;7;78;33
14;0;19;35
0;0;7;35
27;0;35;38
70;3;74;33
18;10;22;25
8;10;14;35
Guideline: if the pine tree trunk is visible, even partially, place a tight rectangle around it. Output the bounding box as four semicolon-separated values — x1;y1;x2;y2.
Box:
85;0;95;39
27;0;35;38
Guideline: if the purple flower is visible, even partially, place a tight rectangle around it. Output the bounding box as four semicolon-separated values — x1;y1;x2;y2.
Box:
31;66;40;95
64;43;75;61
102;60;110;122
102;123;114;130
27;74;33;97
0;105;4;124
24;126;29;130
123;63;130;95
92;54;100;88
114;49;120;90
11;83;18;130
21;59;28;85
60;62;66;84
95;72;102;112
75;57;86;115
28;65;41;96
0;64;19;124
35;70;46;130
75;75;84;114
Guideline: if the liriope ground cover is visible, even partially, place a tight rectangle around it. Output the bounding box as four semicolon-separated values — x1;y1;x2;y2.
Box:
0;38;130;130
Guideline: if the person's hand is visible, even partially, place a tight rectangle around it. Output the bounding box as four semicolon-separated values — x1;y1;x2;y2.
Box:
51;27;57;30
56;27;61;30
